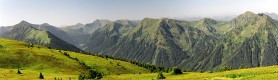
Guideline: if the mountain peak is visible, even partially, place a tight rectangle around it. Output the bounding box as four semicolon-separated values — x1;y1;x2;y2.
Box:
18;20;31;25
235;11;257;19
140;18;162;28
16;20;33;28
232;11;272;23
94;19;110;23
242;11;256;16
41;23;50;26
199;18;217;24
76;23;83;26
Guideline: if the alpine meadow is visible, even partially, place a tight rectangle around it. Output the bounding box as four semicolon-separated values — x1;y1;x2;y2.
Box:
1;0;278;80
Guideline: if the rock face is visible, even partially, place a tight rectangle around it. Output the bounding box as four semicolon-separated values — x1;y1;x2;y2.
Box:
83;11;278;71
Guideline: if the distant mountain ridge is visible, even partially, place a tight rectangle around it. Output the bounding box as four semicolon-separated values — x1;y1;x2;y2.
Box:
0;21;81;52
82;11;278;71
60;19;138;49
265;12;278;20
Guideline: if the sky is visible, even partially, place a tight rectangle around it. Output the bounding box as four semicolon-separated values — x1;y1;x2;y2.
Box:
0;0;278;26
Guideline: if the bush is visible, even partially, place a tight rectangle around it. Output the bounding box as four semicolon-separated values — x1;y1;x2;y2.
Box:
17;69;22;74
39;72;44;79
63;52;70;57
218;66;232;72
239;64;244;69
226;74;241;78
171;68;182;75
157;72;166;79
79;70;103;80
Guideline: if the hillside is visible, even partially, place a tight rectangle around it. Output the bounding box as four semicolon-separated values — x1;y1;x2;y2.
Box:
60;20;112;48
32;23;75;46
0;21;81;52
0;38;85;79
103;65;278;80
84;18;217;68
83;20;136;52
0;38;149;79
81;11;278;71
212;11;278;69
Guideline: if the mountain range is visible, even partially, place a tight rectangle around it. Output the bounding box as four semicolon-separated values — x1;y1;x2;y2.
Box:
2;11;278;71
0;21;81;52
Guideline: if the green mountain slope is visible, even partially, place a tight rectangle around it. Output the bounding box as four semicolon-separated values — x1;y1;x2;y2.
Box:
0;38;85;79
61;20;138;49
83;20;136;52
60;20;111;48
215;11;278;68
0;38;150;79
33;23;75;47
0;21;81;52
84;18;217;68
83;11;278;71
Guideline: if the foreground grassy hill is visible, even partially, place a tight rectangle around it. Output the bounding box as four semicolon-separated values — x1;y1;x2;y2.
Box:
0;38;149;79
64;51;150;75
103;65;278;80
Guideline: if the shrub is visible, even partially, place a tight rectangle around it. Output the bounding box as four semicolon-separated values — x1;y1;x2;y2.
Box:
79;70;103;80
226;74;241;78
239;64;244;69
17;69;22;74
96;72;103;79
218;66;232;72
39;72;44;79
157;72;166;79
171;68;182;75
63;52;70;57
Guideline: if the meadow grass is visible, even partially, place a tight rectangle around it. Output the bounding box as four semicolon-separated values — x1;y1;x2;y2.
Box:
103;65;278;80
66;51;150;75
0;38;150;79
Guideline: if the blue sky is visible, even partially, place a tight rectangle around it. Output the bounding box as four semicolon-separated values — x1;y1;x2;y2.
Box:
0;0;277;26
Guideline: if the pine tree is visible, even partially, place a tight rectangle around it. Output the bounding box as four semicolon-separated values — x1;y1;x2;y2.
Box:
17;69;22;74
39;72;44;79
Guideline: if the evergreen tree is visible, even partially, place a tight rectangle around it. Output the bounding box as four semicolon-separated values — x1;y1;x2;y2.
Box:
17;69;22;74
89;69;97;79
39;72;44;79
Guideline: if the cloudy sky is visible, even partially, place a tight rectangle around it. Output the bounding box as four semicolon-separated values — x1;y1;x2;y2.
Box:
0;0;278;26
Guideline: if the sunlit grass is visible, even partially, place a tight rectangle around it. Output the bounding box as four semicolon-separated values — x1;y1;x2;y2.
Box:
66;51;150;75
103;66;278;80
0;38;150;79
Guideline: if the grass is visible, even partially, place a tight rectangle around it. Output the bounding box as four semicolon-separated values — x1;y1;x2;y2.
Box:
0;38;84;79
0;68;78;80
103;65;278;80
65;51;150;75
0;38;150;79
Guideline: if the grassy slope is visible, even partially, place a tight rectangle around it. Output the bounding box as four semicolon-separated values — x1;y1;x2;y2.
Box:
0;38;83;79
103;65;278;80
0;38;149;79
65;51;150;75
